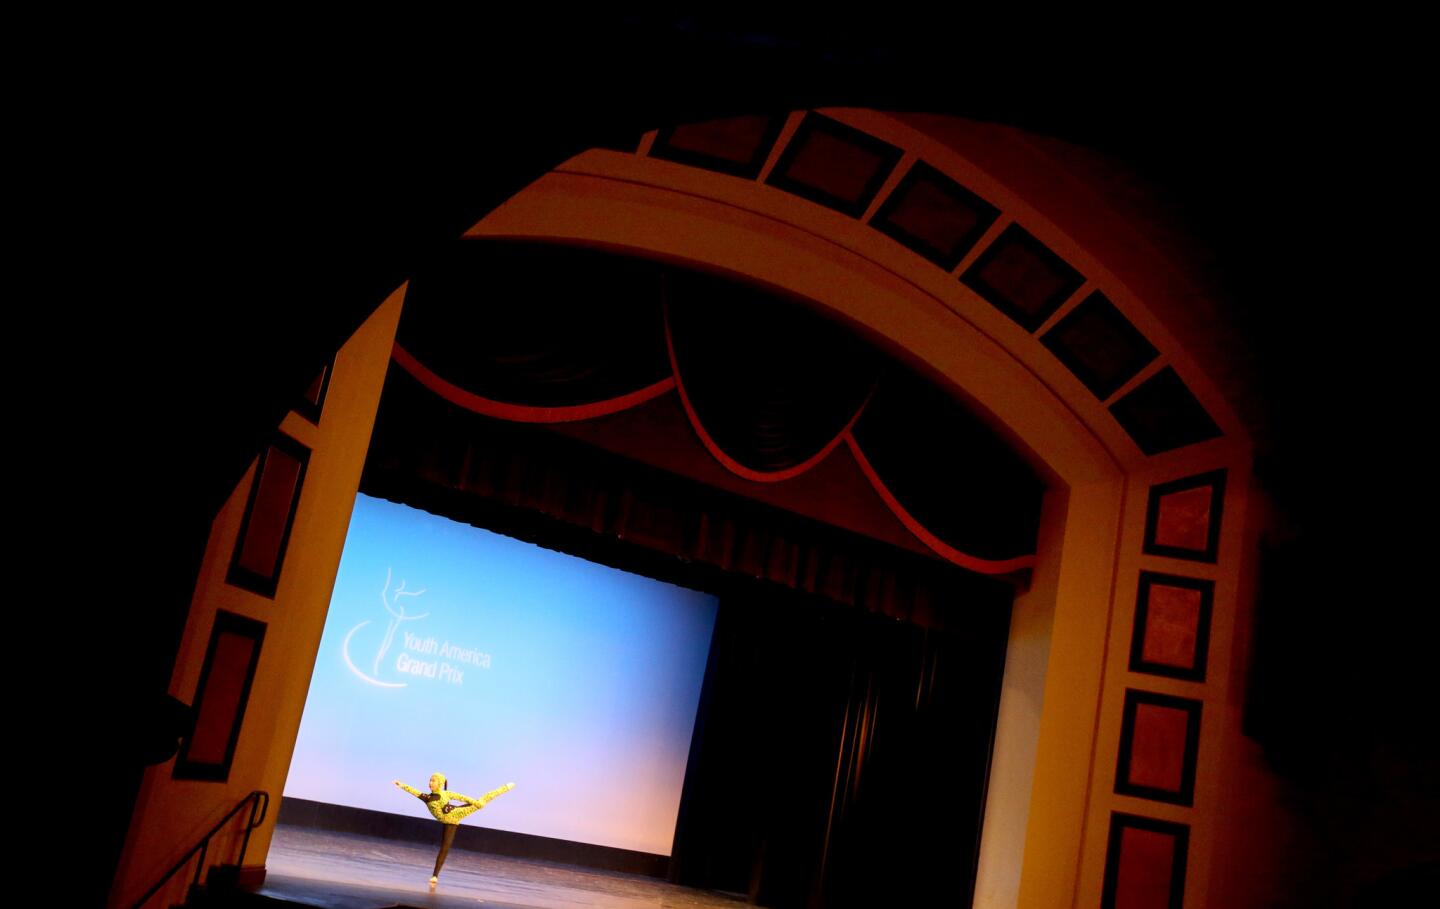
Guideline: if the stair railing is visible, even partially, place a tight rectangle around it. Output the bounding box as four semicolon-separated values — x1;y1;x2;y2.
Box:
129;789;270;909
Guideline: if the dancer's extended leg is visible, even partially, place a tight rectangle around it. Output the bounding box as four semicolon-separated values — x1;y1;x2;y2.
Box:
444;782;516;823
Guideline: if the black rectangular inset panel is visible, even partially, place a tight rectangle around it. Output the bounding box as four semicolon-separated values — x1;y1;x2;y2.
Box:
1041;291;1159;399
1142;469;1228;563
764;113;903;217
650;115;787;179
295;356;334;425
1111;367;1223;456
227;433;311;598
1130;571;1214;682
871;160;1000;270
1115;689;1203;807
960;224;1085;331
1101;812;1190;909
175;610;266;782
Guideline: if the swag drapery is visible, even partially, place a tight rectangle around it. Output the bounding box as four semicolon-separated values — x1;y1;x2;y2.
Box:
363;366;1012;631
387;239;1045;577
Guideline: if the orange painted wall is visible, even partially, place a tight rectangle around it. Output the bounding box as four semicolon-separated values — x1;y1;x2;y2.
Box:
108;288;404;909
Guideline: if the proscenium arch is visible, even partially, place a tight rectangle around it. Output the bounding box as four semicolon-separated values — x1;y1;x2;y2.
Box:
105;104;1257;909
449;108;1253;908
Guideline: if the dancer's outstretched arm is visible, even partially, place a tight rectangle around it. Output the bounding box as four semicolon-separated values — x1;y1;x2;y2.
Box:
393;779;425;799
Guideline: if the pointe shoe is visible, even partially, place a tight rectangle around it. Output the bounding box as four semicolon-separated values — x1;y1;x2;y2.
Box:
429;876;438;889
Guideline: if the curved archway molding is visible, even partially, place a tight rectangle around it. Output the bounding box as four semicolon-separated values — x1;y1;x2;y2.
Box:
464;110;1254;909
108;109;1257;909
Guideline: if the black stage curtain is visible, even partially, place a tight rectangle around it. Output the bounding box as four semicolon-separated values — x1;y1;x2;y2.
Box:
671;589;1009;909
363;366;1012;907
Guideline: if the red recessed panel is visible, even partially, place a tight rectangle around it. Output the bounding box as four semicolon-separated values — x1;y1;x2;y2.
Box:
1141;583;1203;669
666;116;774;165
303;367;327;407
885;178;988;254
236;446;303;579
1114;825;1177;909
1153;485;1212;552
973;241;1075;322
1127;703;1191;792
187;631;257;765
783;129;888;205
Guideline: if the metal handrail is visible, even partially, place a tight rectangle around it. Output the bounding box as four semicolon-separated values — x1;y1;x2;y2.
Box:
130;789;270;909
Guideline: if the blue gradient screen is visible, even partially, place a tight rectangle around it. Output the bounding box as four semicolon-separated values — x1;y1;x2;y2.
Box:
284;494;719;855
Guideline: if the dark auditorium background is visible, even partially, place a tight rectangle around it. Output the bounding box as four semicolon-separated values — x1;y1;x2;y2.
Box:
45;16;1435;908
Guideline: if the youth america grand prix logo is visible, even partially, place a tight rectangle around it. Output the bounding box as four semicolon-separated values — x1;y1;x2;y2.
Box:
341;567;492;688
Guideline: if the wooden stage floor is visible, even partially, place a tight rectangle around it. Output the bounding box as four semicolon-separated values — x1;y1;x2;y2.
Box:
254;825;750;909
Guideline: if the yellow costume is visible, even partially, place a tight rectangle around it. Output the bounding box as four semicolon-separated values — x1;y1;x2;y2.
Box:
396;779;515;825
394;774;515;886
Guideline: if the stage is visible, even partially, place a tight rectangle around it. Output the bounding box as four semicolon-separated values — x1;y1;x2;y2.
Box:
251;825;750;909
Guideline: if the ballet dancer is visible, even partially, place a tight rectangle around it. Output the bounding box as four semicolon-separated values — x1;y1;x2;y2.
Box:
393;772;515;888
